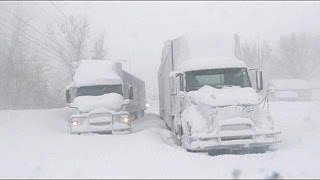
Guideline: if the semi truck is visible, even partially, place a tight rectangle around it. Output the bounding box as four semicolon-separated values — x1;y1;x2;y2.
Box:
66;60;146;134
158;33;281;152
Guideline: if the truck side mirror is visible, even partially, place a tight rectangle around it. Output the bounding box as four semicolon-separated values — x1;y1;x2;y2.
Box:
256;71;264;91
66;89;71;103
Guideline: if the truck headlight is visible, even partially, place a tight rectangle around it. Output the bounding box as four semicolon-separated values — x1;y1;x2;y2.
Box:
71;117;86;126
145;103;150;108
71;118;79;126
72;121;78;126
121;115;131;124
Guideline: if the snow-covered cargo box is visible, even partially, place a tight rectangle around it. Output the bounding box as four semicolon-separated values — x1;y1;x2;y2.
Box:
66;60;146;134
158;32;281;152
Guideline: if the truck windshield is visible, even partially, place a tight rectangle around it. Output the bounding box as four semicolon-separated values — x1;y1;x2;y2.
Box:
76;85;123;97
185;68;251;92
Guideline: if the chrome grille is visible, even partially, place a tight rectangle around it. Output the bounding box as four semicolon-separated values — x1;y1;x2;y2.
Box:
221;124;252;131
89;113;112;124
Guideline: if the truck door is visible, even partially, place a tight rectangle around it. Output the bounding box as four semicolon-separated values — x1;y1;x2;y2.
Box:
175;75;184;116
169;76;177;117
170;75;184;117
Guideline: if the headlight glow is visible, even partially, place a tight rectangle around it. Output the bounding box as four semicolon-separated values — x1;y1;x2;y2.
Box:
72;121;78;126
121;115;130;124
71;117;85;126
145;103;150;108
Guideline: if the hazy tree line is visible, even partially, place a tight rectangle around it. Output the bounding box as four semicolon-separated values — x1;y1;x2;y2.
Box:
0;9;107;109
241;33;320;85
1;9;320;110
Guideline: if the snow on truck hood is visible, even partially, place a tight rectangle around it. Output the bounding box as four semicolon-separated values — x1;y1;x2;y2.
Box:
187;85;259;106
72;93;124;113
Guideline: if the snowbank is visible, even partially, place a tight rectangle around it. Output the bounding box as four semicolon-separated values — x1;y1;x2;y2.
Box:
72;93;124;113
0;101;320;178
187;85;258;106
73;60;123;87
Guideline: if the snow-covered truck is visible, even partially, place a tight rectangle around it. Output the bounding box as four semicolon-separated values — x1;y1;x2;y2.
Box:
66;60;146;134
158;33;281;152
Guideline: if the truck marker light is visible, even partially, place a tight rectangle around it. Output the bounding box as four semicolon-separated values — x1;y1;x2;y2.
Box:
145;103;150;108
72;121;78;126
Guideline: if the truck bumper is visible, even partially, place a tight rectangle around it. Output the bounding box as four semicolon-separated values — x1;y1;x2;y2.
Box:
183;130;281;152
70;112;131;134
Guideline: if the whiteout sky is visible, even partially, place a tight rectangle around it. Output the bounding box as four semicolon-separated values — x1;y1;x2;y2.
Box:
1;1;320;95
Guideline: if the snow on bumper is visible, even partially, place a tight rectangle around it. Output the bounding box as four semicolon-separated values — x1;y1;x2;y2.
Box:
183;118;281;151
183;130;281;151
70;111;131;134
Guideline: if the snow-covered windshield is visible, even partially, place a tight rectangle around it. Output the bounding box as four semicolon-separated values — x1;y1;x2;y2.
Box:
185;68;251;92
76;85;123;97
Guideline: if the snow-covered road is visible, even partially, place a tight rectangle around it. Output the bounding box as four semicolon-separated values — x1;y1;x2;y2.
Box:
0;101;319;178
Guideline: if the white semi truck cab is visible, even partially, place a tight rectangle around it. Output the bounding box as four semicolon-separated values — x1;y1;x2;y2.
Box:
66;60;146;134
158;33;281;152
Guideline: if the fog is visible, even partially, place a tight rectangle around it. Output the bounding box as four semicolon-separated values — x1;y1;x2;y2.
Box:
1;1;320;109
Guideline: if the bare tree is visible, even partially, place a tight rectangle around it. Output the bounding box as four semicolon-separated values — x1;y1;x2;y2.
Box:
0;8;52;109
47;15;90;78
0;9;28;108
241;42;257;68
91;31;107;60
279;33;319;79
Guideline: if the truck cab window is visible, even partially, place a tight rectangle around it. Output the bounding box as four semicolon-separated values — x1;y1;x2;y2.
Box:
76;85;123;97
185;68;251;92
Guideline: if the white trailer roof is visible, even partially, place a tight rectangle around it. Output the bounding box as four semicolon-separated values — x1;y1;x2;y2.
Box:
172;32;246;71
72;60;123;87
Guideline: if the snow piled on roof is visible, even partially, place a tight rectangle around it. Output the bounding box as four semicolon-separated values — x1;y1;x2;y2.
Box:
172;32;245;71
178;57;246;72
73;60;123;87
72;93;124;113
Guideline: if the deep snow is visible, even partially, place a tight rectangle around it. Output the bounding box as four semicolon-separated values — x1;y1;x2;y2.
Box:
0;100;319;178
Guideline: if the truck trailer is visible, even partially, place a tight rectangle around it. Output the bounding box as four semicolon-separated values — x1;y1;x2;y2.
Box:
158;33;281;152
66;60;146;134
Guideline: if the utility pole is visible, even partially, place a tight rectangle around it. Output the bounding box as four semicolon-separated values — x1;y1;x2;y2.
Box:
257;33;262;92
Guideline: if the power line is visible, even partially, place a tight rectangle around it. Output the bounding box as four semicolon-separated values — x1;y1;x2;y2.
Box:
0;18;62;60
32;1;60;24
48;1;69;21
31;0;69;29
0;8;57;45
0;30;60;61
